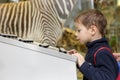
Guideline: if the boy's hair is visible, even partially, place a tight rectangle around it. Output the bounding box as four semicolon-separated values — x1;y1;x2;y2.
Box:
74;9;107;36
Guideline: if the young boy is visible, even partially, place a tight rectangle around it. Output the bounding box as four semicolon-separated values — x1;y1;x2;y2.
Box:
67;9;119;80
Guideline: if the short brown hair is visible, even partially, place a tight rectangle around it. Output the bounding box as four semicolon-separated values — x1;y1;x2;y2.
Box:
74;9;107;36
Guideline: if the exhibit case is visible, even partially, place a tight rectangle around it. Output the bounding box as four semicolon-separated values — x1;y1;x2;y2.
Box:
0;36;77;80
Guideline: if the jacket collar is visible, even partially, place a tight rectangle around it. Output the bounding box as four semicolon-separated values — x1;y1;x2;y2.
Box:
86;37;108;49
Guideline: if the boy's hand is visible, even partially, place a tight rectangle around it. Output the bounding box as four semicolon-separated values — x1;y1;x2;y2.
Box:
67;49;85;67
67;49;77;54
113;53;120;62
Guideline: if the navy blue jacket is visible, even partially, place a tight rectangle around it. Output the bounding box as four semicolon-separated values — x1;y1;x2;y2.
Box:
79;37;119;80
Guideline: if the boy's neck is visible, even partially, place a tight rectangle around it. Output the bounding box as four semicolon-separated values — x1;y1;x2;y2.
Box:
90;34;103;42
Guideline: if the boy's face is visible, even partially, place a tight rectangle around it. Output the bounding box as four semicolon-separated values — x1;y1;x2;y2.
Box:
75;22;92;44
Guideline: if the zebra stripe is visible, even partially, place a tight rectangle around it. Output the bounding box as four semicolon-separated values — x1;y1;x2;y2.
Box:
0;1;32;37
0;0;77;46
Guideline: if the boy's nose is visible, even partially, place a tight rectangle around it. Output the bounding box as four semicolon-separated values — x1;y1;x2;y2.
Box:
75;32;77;37
75;33;78;38
75;34;79;40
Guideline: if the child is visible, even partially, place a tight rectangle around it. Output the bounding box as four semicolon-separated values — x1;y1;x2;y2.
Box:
67;9;119;80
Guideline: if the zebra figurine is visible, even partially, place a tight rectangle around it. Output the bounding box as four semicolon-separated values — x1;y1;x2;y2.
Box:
0;0;77;46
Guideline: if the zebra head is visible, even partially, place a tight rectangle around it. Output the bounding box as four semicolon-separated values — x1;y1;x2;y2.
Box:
30;0;78;46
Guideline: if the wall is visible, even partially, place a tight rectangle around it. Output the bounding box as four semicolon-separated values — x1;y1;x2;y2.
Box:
0;0;8;3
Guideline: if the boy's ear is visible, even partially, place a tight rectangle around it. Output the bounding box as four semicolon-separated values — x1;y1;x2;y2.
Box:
90;25;97;35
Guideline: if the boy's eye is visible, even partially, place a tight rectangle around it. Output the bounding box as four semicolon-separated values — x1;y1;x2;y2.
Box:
76;29;81;32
